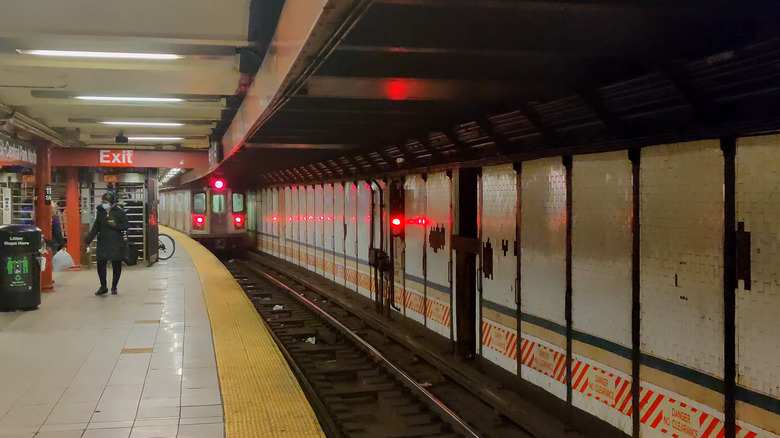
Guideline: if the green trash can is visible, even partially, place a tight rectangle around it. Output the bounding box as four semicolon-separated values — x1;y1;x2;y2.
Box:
0;224;42;311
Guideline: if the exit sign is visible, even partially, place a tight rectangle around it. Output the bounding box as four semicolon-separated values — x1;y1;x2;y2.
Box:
99;150;134;167
103;174;119;183
21;174;35;184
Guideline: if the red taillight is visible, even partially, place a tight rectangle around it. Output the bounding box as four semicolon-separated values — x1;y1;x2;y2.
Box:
213;180;225;190
233;214;245;229
193;215;205;230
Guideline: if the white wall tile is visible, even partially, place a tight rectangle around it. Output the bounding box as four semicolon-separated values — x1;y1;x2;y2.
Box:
736;135;780;398
640;140;724;378
572;151;632;348
521;157;567;326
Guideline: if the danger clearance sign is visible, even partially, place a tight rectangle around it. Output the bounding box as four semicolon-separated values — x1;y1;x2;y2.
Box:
99;150;134;167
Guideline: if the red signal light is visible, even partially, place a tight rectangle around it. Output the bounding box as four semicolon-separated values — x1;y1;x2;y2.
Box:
391;218;402;227
214;180;225;190
192;215;205;230
233;214;245;229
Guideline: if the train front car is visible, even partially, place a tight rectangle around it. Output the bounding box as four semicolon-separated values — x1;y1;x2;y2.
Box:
159;179;247;256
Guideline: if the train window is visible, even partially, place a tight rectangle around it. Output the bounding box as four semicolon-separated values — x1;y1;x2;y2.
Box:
212;194;225;213
232;193;244;213
193;193;206;213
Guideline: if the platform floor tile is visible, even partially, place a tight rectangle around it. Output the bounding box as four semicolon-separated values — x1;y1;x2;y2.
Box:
0;240;224;437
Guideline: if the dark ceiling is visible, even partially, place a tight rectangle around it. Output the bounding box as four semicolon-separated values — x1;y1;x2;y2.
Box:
215;0;780;187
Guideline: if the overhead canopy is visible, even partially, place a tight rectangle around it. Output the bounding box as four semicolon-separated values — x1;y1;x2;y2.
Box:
211;0;780;185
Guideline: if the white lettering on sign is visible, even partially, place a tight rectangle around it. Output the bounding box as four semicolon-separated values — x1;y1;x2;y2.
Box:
99;150;134;167
0;134;37;165
662;403;699;438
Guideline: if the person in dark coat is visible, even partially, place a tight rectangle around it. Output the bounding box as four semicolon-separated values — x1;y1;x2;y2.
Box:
84;192;128;296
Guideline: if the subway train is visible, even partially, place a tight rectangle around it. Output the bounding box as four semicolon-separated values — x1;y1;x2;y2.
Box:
158;179;247;253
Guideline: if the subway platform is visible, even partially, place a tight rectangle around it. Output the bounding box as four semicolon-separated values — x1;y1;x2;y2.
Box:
0;229;324;438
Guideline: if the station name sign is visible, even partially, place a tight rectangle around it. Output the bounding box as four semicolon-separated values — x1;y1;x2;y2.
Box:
99;150;134;167
0;133;37;167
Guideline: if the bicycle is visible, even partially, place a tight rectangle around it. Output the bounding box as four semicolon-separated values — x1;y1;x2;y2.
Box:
157;233;176;261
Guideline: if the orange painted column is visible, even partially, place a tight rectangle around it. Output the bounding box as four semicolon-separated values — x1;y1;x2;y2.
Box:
65;167;81;266
35;143;53;292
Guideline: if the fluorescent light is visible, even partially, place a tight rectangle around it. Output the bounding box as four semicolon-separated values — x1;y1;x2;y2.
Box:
75;96;183;103
18;49;182;60
128;137;183;142
101;121;184;127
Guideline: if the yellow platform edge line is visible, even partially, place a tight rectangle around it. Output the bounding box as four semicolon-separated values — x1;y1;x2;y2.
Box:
162;227;326;438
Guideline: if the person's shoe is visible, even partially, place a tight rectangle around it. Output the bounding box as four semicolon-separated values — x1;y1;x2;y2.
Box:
95;287;108;296
111;288;118;295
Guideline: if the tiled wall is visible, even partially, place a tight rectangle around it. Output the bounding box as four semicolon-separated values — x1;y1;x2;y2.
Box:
520;157;567;399
736;136;780;437
480;164;518;372
246;134;780;438
520;158;567;326
572;151;633;435
640;141;726;438
640;141;724;377
403;175;427;324
425;172;453;339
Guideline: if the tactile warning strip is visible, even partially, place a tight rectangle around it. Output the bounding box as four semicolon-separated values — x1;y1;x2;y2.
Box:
163;227;325;438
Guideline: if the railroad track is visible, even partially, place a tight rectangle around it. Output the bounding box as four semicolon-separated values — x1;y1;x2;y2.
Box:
227;253;540;438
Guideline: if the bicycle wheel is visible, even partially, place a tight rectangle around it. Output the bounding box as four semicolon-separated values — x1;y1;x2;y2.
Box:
157;233;176;261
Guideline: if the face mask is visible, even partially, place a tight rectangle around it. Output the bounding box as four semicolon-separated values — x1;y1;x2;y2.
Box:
101;203;110;210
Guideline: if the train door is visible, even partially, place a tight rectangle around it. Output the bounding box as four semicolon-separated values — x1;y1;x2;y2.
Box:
211;190;227;233
176;192;185;231
192;192;207;234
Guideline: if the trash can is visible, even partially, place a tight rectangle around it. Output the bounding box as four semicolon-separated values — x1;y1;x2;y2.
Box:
0;224;42;311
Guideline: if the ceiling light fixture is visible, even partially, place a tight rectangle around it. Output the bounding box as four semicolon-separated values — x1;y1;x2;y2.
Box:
101;121;184;127
127;136;184;142
18;49;182;60
75;96;184;103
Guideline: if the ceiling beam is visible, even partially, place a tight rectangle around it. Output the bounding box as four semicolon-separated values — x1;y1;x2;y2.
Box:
417;134;444;161
395;142;419;167
358;154;381;173
658;62;721;125
244;142;353;150
509;99;560;145
475;117;510;151
304;76;524;101
576;87;627;137
375;149;399;170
